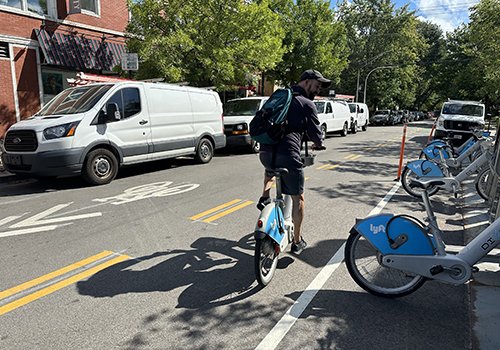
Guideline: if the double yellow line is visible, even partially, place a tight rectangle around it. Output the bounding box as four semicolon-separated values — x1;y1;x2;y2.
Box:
190;199;254;223
0;250;129;316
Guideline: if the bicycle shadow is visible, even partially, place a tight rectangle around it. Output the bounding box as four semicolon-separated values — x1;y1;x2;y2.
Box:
76;233;263;309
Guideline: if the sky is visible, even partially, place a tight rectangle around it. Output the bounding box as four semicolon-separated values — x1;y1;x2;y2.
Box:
396;0;481;33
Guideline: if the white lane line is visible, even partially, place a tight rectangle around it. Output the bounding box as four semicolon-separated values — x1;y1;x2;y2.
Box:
255;181;401;350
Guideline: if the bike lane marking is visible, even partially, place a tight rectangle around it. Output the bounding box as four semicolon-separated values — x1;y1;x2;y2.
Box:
255;181;401;350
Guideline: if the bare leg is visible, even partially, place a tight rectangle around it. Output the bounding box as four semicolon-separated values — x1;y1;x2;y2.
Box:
262;175;275;198
291;194;305;243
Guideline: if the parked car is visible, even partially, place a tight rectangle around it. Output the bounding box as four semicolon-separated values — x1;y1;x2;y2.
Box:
394;110;404;124
2;82;226;185
222;97;268;153
370;110;393;126
435;100;487;146
348;102;369;131
314;99;351;138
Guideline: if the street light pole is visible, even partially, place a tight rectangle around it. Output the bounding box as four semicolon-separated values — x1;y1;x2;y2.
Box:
363;65;398;104
355;50;392;103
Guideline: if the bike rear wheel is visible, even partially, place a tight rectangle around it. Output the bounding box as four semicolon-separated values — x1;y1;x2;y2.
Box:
345;231;426;298
255;237;278;285
401;166;440;197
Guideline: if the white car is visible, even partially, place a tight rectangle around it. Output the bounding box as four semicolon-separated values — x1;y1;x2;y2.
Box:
348;102;369;131
314;99;351;139
435;100;486;145
223;97;268;153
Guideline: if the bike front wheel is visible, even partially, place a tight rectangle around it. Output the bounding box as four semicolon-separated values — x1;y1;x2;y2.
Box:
345;231;426;298
255;237;278;286
401;165;440;197
475;168;492;201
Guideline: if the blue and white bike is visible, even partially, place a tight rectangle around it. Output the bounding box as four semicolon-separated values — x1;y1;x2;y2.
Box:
253;144;322;285
345;178;500;298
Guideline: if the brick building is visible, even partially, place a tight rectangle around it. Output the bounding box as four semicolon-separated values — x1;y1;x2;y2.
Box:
0;0;129;137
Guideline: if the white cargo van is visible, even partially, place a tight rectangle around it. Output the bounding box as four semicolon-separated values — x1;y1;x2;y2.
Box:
313;99;351;139
348;102;369;131
1;82;225;185
435;100;486;145
223;96;268;153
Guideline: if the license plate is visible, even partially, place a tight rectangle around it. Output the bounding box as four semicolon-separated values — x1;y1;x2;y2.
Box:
5;154;22;165
454;134;462;139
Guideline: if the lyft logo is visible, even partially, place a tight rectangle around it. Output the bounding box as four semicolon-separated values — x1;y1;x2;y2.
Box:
370;224;386;235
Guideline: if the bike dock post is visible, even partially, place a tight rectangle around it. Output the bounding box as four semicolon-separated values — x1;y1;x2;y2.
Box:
488;129;500;222
395;123;407;181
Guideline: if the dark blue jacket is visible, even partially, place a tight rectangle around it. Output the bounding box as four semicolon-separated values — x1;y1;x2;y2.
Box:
261;85;323;158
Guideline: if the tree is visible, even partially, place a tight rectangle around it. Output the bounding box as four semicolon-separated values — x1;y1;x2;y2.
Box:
125;0;286;89
337;0;427;110
468;0;500;106
265;0;349;87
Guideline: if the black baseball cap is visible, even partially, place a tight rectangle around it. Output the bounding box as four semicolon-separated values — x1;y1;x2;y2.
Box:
300;69;331;87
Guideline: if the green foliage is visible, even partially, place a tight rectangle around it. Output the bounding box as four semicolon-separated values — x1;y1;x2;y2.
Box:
336;0;427;110
126;0;285;89
265;0;349;86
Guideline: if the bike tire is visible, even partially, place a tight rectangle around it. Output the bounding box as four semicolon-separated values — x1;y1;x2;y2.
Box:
254;237;278;286
345;231;427;298
475;168;491;201
401;166;440;197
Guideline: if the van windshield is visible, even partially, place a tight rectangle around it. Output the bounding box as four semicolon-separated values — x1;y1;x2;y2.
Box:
37;85;114;116
224;99;264;116
314;102;325;113
348;104;356;113
442;103;484;117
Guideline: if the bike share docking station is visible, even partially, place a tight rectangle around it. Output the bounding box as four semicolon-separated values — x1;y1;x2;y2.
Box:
486;129;500;223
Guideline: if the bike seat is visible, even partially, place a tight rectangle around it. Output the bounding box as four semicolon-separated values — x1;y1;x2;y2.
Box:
265;168;289;177
433;144;450;150
410;179;445;189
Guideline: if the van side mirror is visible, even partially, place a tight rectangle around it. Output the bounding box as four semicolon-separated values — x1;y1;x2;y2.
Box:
107;103;121;121
360;108;364;113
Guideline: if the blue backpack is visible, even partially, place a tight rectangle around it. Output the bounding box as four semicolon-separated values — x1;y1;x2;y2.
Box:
249;88;294;145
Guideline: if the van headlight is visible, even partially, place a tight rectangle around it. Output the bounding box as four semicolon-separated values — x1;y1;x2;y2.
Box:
43;121;80;140
232;123;248;135
437;118;443;127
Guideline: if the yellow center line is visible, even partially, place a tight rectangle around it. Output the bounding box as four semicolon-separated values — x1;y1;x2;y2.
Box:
369;148;378;152
351;155;362;160
0;254;129;316
203;201;254;223
189;199;242;220
0;250;114;300
325;164;340;170
344;154;355;159
363;148;372;151
316;163;332;170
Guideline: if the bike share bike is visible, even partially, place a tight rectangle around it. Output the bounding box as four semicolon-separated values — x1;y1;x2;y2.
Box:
344;130;500;298
401;129;494;199
253;141;322;285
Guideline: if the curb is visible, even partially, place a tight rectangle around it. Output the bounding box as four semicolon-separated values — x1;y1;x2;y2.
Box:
462;177;500;350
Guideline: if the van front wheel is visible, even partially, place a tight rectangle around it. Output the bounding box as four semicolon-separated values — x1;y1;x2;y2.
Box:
195;138;214;164
82;148;118;185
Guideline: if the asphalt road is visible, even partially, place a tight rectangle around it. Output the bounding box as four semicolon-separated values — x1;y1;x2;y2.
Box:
0;120;472;350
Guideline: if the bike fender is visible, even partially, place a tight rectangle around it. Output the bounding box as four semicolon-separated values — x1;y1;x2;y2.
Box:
406;159;444;177
254;204;285;245
351;214;434;255
422;144;449;159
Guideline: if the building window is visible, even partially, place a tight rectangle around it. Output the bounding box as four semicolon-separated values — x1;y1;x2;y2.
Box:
0;42;9;59
81;0;98;15
0;0;53;16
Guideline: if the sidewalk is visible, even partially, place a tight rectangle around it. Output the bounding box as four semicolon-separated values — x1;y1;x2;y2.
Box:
462;177;500;350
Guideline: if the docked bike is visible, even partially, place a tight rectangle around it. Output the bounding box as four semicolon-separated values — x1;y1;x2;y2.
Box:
401;132;494;199
419;129;489;173
253;144;322;285
345;178;500;298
